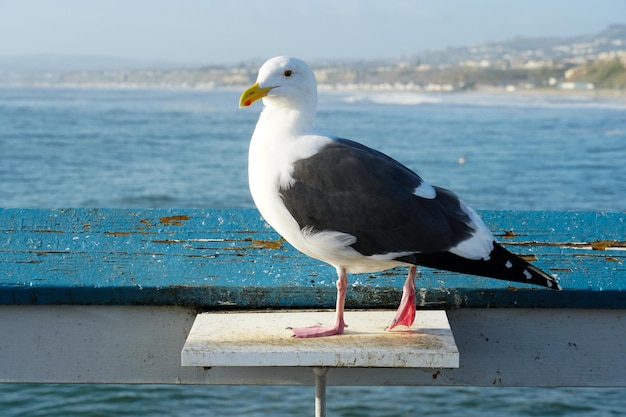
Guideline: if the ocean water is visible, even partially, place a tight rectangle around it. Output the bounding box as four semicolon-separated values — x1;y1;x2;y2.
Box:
1;86;625;416
2;87;625;211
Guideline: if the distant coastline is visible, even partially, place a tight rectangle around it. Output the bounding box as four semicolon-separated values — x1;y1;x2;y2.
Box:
2;24;625;95
317;83;626;98
1;59;623;96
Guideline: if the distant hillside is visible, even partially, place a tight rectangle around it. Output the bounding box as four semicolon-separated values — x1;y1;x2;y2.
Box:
565;58;626;89
409;24;626;67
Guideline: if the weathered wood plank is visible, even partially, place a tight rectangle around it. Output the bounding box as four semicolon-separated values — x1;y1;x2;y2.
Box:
1;208;624;308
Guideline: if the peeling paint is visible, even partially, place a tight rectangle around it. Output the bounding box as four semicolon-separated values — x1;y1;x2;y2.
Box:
160;215;190;226
590;240;626;251
251;238;284;250
153;239;187;244
1;208;625;308
105;232;131;237
502;230;517;238
508;240;626;251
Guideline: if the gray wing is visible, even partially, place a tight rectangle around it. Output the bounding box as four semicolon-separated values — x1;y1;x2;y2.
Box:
279;138;475;257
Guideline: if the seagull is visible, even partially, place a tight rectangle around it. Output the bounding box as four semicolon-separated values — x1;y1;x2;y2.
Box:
240;56;561;338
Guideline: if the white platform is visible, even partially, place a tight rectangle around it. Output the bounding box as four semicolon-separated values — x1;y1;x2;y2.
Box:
181;310;459;369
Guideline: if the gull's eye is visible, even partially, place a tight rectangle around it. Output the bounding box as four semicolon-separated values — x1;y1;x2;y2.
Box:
283;69;293;77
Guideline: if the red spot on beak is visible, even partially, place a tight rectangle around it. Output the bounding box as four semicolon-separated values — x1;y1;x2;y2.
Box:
244;99;252;107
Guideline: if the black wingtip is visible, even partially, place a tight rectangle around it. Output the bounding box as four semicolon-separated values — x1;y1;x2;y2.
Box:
490;243;562;290
524;260;562;291
406;242;561;290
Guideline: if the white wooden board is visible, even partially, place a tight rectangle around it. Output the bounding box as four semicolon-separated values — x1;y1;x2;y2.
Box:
181;310;459;369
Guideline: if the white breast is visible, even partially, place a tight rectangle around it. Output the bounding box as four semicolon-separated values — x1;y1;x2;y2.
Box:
247;110;331;253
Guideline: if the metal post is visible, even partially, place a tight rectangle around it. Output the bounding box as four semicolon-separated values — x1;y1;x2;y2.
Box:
313;367;329;417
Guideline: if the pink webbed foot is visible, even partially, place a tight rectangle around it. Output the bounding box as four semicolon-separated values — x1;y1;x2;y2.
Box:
290;321;346;338
291;267;349;338
387;266;417;331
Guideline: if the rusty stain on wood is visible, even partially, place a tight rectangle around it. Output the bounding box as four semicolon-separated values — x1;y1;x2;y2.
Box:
160;215;189;226
502;230;517;238
519;254;538;262
590;240;625;251
251;238;284;250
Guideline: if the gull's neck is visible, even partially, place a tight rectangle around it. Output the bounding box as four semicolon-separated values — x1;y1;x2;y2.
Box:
258;106;315;137
258;92;317;136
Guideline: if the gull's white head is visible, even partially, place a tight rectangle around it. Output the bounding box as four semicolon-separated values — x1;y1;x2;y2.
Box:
239;56;317;113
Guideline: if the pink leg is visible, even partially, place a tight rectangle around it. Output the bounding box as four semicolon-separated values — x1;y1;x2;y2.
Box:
387;266;417;330
291;268;348;338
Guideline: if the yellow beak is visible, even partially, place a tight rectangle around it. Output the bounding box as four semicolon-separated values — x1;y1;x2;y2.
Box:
239;83;274;108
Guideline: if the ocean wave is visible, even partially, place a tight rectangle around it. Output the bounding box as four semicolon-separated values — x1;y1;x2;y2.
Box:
337;91;626;111
443;92;626;111
342;92;442;106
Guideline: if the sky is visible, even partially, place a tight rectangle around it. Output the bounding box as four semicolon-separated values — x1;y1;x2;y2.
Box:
0;0;624;66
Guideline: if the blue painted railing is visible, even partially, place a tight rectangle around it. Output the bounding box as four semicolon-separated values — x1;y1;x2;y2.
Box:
1;208;624;309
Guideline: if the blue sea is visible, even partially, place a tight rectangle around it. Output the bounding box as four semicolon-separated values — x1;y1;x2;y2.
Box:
1;86;625;416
